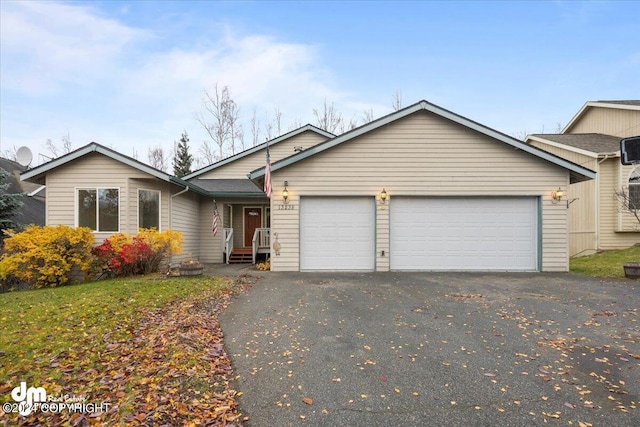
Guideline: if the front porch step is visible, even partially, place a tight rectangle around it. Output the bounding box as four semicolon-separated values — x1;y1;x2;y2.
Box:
228;248;253;264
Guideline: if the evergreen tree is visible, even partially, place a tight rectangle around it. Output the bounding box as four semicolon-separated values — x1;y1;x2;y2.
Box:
0;167;23;237
173;132;193;177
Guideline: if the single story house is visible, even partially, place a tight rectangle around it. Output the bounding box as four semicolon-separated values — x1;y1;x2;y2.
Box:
22;100;595;272
526;100;640;256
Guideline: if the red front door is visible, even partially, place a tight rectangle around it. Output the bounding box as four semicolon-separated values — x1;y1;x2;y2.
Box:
244;207;262;247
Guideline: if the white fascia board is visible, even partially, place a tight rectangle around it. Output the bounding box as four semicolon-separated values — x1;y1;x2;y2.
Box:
562;101;640;133
27;185;46;197
250;100;596;181
525;135;598;158
183;125;334;180
21;142;173;184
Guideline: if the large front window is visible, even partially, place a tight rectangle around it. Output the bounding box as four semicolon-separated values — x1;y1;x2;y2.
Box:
138;189;160;229
77;188;119;232
630;167;640;211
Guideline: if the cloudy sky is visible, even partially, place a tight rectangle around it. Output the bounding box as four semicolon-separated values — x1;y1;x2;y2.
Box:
1;0;638;168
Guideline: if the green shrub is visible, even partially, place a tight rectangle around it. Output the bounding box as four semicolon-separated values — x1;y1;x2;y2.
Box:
0;225;94;289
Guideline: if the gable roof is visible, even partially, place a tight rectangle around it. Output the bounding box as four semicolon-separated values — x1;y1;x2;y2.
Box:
563;100;640;134
249;100;596;183
20;142;210;196
182;124;334;180
189;178;265;197
527;133;621;157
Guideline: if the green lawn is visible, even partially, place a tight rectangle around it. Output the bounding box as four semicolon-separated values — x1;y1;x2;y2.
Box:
0;275;228;385
570;244;640;279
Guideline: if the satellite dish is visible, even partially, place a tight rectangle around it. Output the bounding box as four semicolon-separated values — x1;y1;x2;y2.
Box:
16;146;33;167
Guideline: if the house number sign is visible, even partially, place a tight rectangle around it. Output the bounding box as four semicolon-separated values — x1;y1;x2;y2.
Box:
278;204;295;210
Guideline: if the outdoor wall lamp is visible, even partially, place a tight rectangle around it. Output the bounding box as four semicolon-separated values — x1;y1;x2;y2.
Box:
282;181;289;203
552;187;564;202
380;188;388;203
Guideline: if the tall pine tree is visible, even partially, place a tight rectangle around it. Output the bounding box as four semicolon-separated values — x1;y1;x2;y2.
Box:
0;167;24;238
173;132;193;178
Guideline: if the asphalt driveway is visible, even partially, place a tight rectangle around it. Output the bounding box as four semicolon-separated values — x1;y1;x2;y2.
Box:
219;272;640;426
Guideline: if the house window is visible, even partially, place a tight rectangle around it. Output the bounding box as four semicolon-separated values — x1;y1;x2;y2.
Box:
138;189;160;230
77;188;119;232
630;167;640;211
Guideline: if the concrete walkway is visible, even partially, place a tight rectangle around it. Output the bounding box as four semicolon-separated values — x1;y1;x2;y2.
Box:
219;271;640;427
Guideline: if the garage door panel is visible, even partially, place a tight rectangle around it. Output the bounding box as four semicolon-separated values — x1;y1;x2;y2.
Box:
300;197;375;271
391;197;538;271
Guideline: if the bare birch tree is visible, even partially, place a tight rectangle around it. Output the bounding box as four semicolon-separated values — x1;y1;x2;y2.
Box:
148;146;168;172
45;133;73;158
313;99;343;133
250;107;261;147
195;84;238;162
392;90;403;111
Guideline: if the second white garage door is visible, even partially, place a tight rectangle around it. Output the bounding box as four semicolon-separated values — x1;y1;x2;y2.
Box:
390;197;538;271
300;197;375;271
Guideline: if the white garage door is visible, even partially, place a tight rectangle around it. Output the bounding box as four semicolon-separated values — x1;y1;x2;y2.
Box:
391;197;538;271
300;197;375;271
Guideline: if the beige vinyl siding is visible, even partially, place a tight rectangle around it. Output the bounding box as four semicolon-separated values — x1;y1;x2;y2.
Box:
47;153;151;243
269;110;570;272
527;140;596;170
568;180;597;256
618;163;640;233
170;190;201;263
527;139;599;256
197;131;327;179
198;199;222;263
599;159;640;249
566;107;640;138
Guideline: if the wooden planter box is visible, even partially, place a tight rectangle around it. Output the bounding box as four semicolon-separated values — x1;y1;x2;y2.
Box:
623;262;640;279
180;262;203;276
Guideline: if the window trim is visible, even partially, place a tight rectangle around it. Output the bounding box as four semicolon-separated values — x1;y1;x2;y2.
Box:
137;188;161;231
75;187;120;233
629;167;640;211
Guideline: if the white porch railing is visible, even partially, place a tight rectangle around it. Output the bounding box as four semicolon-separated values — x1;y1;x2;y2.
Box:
252;228;271;264
223;228;234;264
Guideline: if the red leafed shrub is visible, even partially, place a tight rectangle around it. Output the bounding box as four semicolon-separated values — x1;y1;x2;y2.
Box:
92;236;154;276
91;229;182;278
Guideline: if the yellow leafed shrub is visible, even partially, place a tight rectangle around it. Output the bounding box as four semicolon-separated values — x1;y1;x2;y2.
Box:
0;225;94;288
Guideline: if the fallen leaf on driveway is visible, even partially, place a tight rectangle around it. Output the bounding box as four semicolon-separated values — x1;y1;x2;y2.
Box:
302;397;313;405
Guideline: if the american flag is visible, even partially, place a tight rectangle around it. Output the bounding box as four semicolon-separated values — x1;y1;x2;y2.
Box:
264;141;272;199
212;201;220;236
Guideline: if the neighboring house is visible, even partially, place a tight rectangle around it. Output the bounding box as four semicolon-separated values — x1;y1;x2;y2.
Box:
0;158;45;228
526;100;640;256
21;100;595;272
